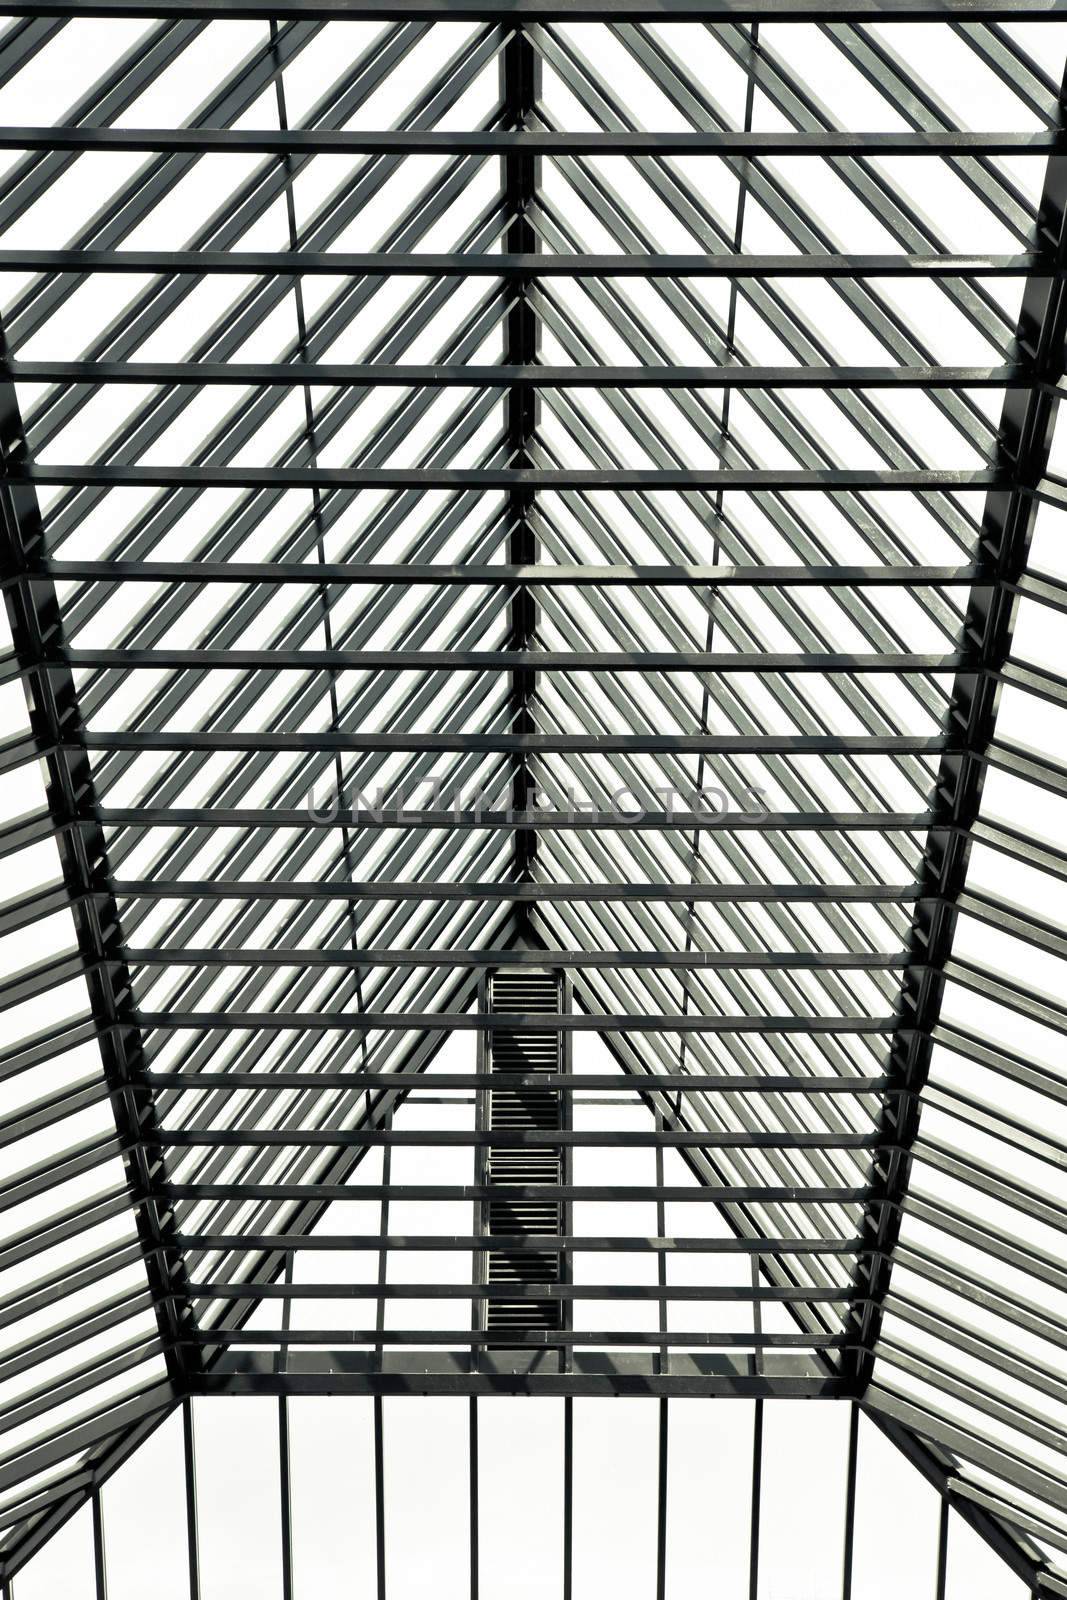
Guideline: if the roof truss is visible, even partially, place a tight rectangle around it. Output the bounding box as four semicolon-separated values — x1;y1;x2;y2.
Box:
0;4;1063;1591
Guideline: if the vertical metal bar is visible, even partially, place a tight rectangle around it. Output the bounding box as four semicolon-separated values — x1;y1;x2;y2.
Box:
279;1395;294;1600
376;1109;392;1366
842;1403;859;1600
469;1398;479;1600
563;1396;573;1600
749;1399;764;1600
278;1240;294;1600
936;1495;950;1600
560;972;573;1374
751;1254;763;1379
656;1112;667;1378
501;24;541;931
183;1399;201;1600
474;970;489;1365
656;1398;669;1600
91;1488;107;1600
374;1395;386;1600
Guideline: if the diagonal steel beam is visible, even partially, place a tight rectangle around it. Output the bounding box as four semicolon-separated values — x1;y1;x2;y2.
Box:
0;373;198;1393
844;69;1067;1393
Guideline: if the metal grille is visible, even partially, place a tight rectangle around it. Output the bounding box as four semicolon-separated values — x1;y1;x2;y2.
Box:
483;970;566;1337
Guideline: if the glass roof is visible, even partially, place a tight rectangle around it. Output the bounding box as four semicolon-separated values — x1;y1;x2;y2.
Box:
0;2;1063;1594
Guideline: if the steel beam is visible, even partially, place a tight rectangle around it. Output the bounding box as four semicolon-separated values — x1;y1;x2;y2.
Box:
0;128;1062;156
132;1010;900;1033
2;0;1065;14
1;558;985;584
197;1354;849;1398
173;1232;867;1253
0;362;196;1392
92;805;935;830
144;1071;889;1091
5;362;1036;388
68;731;955;753
194;1329;841;1350
158;1127;882;1147
0;248;1051;275
119;949;911;971
15;647;965;671
108;880;927;900
167;1181;867;1202
7;463;1010;491
845;68;1067;1392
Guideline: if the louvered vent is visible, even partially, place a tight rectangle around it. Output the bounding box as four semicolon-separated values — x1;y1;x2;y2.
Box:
483;970;566;1339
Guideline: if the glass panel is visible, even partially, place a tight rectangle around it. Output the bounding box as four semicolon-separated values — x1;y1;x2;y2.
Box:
193;1396;283;1600
666;1399;754;1600
757;1400;850;1600
11;1505;95;1600
850;1413;940;1600
289;1397;378;1600
946;1510;1031;1600
572;1398;658;1600
102;1411;190;1600
478;1399;565;1598
383;1397;469;1600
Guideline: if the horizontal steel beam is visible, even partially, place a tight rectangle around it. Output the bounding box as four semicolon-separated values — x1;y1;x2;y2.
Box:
34;647;964;672
2;363;1038;391
95;805;935;831
122;946;910;970
158;1127;882;1148
0;249;1050;276
78;731;950;755
0;878;926;930
3;559;983;585
2;128;1063;156
198;1363;851;1401
197;1333;844;1352
136;1010;899;1033
110;879;924;900
198;1372;840;1398
0;563;985;588
174;1232;866;1253
146;1071;888;1092
4;0;1064;18
9;464;1009;491
166;1182;868;1202
188;1280;864;1301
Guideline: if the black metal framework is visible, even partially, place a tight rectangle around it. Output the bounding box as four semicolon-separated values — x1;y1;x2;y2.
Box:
30;1393;1024;1600
0;5;1064;1595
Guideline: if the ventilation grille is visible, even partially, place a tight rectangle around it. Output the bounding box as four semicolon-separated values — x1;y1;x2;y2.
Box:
484;970;565;1337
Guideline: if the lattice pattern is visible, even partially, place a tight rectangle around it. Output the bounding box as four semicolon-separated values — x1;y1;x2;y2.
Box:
0;6;1063;1592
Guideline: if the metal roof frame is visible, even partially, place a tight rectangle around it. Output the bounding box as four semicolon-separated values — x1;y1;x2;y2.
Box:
0;3;1063;1592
